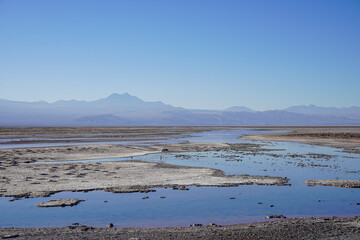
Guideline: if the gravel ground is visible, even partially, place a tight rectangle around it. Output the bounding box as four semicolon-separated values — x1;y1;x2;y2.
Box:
0;216;359;239
305;179;360;188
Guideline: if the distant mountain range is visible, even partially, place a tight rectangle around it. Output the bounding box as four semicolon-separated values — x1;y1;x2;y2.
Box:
285;105;360;120
0;93;359;126
224;106;256;113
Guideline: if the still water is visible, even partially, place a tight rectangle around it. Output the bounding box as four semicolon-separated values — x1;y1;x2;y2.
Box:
0;129;285;149
0;129;359;228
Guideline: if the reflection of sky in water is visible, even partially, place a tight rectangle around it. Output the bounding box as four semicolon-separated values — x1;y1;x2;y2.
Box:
2;186;359;228
0;137;177;149
0;129;286;149
1;129;359;228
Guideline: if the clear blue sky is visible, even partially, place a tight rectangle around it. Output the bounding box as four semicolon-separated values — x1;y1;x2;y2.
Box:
0;0;359;110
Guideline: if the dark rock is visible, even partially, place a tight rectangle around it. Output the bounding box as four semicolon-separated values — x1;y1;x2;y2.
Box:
1;234;19;239
266;215;287;219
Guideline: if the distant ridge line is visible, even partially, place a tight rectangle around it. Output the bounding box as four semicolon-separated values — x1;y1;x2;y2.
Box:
0;93;359;126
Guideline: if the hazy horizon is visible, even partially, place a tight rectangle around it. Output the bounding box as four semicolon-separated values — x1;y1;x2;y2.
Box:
1;92;360;112
1;1;359;111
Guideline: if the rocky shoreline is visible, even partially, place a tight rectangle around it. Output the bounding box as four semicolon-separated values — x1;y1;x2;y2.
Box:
1;216;359;239
305;179;360;188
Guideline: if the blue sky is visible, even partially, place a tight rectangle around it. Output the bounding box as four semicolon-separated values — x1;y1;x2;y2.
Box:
0;0;359;110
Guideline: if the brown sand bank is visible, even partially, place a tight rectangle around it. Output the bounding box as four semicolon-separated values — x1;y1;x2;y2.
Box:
1;216;359;240
0;126;240;136
240;127;360;153
0;142;231;165
0;144;162;165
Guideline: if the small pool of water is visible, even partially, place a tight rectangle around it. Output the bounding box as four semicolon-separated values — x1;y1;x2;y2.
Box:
1;129;359;228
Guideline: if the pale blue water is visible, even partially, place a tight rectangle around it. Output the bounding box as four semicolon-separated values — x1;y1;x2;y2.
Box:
0;129;285;149
0;129;359;228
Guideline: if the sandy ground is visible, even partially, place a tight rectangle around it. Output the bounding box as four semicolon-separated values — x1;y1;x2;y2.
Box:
0;126;239;136
0;144;162;164
0;160;288;198
240;127;360;154
0;142;230;165
0;216;359;240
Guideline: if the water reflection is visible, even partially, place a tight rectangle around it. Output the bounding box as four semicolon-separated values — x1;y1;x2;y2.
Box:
0;129;359;228
0;129;287;149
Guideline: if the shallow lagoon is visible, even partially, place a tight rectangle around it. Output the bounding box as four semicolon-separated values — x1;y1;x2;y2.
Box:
0;129;285;149
1;129;359;228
